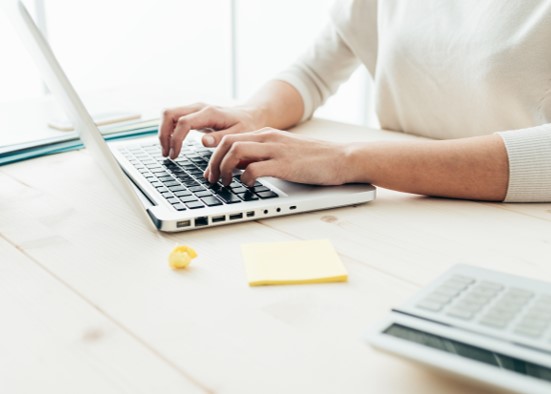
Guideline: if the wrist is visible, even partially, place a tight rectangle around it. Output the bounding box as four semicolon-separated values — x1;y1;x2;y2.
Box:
340;142;374;184
235;104;269;130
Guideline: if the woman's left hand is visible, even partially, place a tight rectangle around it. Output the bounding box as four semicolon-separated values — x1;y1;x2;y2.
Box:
204;128;350;187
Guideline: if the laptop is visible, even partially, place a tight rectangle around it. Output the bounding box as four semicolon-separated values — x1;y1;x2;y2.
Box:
366;264;551;394
4;0;375;232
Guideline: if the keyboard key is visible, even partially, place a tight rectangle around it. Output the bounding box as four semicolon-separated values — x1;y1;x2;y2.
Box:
231;186;248;194
173;203;187;211
207;183;223;192
183;180;200;188
195;190;213;198
253;185;270;193
180;195;199;203
157;176;174;182
185;201;205;209
201;196;223;207
237;191;259;201
189;186;206;193
163;181;180;187
167;197;180;205
168;186;187;192
256;191;279;199
216;189;242;204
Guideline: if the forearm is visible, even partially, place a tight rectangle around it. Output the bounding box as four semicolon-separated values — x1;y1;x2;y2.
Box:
344;134;509;201
243;80;304;130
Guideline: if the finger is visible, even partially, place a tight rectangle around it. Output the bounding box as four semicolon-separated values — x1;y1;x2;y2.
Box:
159;103;206;156
169;107;224;159
218;142;273;185
207;132;270;183
201;124;243;147
240;160;280;186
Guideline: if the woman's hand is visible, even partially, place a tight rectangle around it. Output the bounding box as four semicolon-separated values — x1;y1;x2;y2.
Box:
159;103;265;159
204;128;350;187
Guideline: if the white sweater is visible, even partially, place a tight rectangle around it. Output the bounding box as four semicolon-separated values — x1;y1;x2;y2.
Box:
276;0;551;202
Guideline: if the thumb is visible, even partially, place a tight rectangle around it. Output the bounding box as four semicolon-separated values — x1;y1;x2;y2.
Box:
201;124;244;147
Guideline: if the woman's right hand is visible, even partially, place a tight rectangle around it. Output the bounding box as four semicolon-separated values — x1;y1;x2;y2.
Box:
158;103;265;159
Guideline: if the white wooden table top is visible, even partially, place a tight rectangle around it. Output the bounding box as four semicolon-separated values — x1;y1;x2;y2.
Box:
1;118;550;394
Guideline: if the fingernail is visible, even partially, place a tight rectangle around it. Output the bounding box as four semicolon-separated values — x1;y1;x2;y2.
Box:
203;135;215;147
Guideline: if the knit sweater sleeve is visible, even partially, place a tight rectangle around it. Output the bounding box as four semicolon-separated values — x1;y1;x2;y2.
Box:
497;125;551;202
273;22;360;122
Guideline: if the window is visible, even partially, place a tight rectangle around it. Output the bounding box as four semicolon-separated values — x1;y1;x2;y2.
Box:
0;0;375;148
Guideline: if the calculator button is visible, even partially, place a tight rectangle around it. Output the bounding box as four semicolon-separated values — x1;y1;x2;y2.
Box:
517;318;549;330
461;293;492;305
433;286;462;298
454;300;483;313
446;307;474;320
504;288;534;301
446;275;475;287
478;281;504;292
479;316;510;329
523;311;551;323
416;300;445;312
483;309;516;322
470;286;501;298
532;297;551;312
514;325;545;338
424;292;453;305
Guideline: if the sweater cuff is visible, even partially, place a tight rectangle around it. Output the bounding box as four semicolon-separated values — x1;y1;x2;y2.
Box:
273;67;316;123
497;124;551;202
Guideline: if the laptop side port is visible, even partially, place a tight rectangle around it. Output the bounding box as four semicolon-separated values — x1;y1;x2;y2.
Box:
290;205;297;210
229;213;244;220
177;220;191;228
212;215;226;223
246;211;255;217
195;216;208;227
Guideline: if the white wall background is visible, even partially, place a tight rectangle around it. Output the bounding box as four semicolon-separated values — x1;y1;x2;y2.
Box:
0;0;376;145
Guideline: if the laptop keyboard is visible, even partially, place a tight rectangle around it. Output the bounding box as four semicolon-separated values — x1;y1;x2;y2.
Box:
118;140;278;211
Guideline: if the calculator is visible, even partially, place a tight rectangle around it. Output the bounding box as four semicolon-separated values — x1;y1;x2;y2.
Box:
365;264;551;394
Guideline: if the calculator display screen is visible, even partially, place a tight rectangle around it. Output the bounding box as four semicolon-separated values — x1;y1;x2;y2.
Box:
384;324;551;382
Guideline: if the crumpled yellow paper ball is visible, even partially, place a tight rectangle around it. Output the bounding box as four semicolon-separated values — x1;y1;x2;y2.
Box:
169;246;198;269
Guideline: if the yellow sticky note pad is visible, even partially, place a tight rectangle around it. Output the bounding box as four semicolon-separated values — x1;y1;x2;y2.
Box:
241;239;348;286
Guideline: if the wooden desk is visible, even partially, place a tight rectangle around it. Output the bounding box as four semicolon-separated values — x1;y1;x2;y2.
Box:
1;119;550;393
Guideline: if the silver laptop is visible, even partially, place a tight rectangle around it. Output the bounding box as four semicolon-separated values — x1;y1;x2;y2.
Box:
5;0;375;232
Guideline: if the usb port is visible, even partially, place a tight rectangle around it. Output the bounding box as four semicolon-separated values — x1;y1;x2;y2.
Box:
246;211;255;217
195;216;208;227
177;220;191;228
212;215;225;223
229;213;243;220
